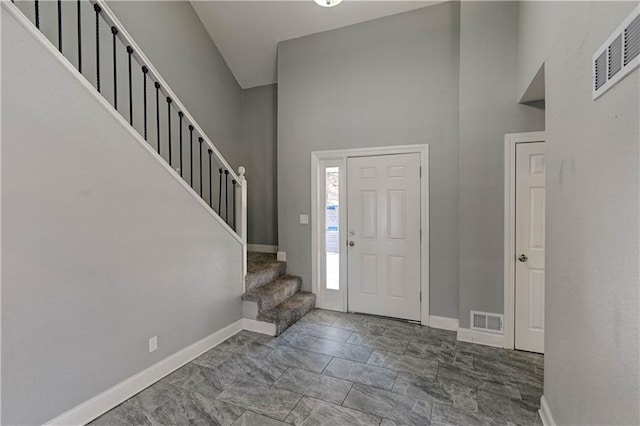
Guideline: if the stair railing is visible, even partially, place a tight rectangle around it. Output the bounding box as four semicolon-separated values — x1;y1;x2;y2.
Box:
6;0;248;276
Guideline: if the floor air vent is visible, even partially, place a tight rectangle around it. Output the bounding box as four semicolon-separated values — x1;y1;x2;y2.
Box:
593;5;640;99
471;311;503;334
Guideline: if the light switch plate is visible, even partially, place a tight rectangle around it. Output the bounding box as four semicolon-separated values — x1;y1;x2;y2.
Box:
299;214;309;225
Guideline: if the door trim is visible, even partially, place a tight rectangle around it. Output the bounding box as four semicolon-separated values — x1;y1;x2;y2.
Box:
503;132;545;350
311;144;430;325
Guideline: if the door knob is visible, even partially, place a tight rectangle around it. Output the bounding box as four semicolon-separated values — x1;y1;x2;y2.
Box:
518;254;528;262
349;241;355;247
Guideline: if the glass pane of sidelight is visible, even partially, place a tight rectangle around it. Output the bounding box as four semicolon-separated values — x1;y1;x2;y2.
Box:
325;167;340;290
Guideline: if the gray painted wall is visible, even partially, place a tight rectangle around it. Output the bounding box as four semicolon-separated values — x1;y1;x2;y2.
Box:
1;11;243;424
543;2;639;424
277;3;461;318
240;84;279;246
457;2;545;328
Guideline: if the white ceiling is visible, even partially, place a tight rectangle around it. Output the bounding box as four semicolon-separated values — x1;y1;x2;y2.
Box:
191;1;439;88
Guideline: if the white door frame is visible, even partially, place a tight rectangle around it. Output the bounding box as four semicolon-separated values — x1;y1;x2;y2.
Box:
503;132;545;349
311;144;430;325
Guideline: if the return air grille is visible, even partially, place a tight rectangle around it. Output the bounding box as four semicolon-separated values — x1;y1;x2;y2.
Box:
471;311;504;334
593;6;640;99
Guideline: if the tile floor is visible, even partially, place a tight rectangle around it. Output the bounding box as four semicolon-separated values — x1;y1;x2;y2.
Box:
91;309;544;426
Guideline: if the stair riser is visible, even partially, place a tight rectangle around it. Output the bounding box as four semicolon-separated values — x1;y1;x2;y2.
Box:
245;262;286;292
256;279;301;313
258;293;316;336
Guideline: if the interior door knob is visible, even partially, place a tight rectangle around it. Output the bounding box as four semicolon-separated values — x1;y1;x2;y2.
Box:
518;254;528;262
349;241;355;247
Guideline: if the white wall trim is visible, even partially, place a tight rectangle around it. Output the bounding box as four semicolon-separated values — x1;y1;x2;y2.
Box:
44;319;243;426
247;244;278;253
539;395;556;426
428;315;459;331
457;328;504;348
503;132;545;349
310;144;429;325
242;318;277;336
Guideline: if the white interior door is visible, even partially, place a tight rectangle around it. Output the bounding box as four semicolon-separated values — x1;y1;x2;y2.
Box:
347;153;421;321
515;142;545;353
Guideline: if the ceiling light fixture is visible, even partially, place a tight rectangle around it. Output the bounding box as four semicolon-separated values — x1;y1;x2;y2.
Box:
314;0;343;8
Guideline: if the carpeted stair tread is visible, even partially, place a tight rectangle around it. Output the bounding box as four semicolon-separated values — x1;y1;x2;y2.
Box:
241;275;302;314
257;292;317;335
245;252;286;292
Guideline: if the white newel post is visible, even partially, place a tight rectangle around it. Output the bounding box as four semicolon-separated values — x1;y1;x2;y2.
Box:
237;166;248;283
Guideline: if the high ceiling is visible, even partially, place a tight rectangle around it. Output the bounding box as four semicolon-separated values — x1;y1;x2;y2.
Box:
191;1;439;89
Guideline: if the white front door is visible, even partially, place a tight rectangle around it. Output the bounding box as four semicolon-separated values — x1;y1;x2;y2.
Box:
347;153;421;321
515;142;545;353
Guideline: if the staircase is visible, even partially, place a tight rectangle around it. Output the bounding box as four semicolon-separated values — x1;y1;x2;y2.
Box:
242;252;316;335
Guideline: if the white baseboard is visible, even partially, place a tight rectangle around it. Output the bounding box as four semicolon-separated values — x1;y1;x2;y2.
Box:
539;395;556;426
247;244;278;253
457;327;504;348
242;318;276;336
277;251;286;262
428;315;459;331
44;319;244;425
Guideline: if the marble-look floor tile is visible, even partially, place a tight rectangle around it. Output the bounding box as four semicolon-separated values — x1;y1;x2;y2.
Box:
309;338;373;363
383;323;418;340
217;352;288;385
231;411;288;426
343;383;432;426
216;380;302;421
129;382;244;426
331;317;387;335
405;339;443;361
218;331;274;353
299;309;341;326
89;401;157;426
347;333;409;354
368;350;438;379
266;332;318;350
193;346;236;370
288;322;353;342
476;390;539;426
437;364;521;399
158;363;236;399
430;402;494;426
393;372;478;412
285;396;380;426
273;367;353;405
268;345;333;373
323;358;397;390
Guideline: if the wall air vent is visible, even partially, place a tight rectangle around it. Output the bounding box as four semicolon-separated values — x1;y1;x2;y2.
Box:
593;5;640;99
471;311;504;334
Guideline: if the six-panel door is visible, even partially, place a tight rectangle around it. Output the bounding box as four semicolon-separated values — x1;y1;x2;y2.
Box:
346;153;421;321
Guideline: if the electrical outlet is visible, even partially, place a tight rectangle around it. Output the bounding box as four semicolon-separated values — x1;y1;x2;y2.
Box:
299;214;309;225
149;336;158;353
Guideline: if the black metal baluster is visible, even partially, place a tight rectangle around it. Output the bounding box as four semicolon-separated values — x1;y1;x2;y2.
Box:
198;137;204;197
127;47;133;125
208;150;213;208
94;4;101;92
155;82;160;154
35;1;40;29
77;0;81;72
57;0;62;52
167;97;172;166
224;170;229;222
232;180;237;230
142;66;148;139
189;125;194;186
111;27;118;110
218;168;223;214
178;112;184;177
